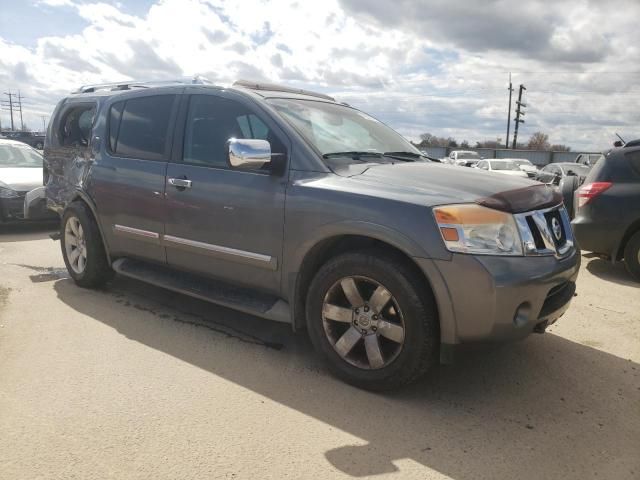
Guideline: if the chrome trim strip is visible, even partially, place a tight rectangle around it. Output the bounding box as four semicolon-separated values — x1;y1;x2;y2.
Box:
163;234;277;270
113;224;160;240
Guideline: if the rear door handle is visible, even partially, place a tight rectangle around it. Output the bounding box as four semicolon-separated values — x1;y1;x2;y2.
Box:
168;178;192;189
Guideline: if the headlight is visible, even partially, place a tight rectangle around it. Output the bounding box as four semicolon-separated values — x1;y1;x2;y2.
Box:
433;204;523;256
0;181;19;199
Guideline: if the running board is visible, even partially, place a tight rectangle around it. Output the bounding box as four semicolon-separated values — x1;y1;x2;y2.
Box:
112;258;291;324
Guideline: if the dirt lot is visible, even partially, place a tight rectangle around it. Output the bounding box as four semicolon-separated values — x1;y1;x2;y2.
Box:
1;224;639;480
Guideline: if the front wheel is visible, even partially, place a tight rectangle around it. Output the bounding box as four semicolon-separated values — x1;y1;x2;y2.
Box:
306;251;438;391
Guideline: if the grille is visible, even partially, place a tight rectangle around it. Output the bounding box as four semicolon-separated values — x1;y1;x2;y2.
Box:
514;205;574;257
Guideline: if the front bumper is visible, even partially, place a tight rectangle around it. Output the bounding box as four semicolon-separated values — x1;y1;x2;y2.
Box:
24;186;58;221
415;248;580;345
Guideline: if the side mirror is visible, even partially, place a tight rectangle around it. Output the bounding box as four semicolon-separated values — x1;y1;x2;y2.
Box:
228;138;274;171
613;140;623;148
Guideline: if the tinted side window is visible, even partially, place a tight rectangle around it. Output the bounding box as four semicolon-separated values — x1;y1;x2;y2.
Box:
109;101;124;152
626;151;640;177
111;95;176;161
183;95;284;168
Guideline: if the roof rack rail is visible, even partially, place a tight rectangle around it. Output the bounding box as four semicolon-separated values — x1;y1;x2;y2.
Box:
233;79;335;101
73;76;212;94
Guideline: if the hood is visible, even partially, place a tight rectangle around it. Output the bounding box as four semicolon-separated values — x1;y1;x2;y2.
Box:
519;164;537;172
332;161;537;206
0;167;43;192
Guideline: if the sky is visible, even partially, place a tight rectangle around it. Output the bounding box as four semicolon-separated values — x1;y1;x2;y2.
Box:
0;0;639;151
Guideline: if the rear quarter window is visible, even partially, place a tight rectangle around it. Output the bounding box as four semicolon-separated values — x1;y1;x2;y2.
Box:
626;151;640;177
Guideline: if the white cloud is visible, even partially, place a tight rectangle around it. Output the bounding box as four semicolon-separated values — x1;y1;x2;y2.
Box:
1;0;639;150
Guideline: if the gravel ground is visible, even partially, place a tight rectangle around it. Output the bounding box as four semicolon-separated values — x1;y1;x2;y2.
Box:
1;224;639;480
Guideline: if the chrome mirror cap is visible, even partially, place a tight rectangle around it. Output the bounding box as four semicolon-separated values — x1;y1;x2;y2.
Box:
228;138;271;170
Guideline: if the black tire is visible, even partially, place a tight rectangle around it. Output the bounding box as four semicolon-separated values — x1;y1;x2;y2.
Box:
623;231;640;282
560;175;580;218
306;250;438;391
61;201;113;288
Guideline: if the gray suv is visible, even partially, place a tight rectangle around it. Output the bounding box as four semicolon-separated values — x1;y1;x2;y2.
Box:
44;79;580;390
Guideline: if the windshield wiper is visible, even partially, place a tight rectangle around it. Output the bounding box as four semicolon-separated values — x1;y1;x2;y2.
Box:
382;151;426;162
322;151;383;160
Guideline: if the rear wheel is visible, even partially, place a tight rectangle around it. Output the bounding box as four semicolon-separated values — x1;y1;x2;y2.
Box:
623;231;640;282
61;201;112;288
306;251;438;391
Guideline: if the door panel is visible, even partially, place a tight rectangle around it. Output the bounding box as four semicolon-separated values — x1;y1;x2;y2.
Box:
88;93;178;263
164;92;287;294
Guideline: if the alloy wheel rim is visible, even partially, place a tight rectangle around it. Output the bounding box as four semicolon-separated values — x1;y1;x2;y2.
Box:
64;216;87;274
322;276;405;370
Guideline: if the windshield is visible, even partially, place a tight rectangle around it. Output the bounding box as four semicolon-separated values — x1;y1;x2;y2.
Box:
0;144;43;168
490;160;521;171
458;152;480;160
513;159;532;166
267;98;420;159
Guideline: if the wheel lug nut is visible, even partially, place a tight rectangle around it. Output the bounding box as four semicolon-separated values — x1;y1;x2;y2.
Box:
355;308;359;314
364;306;369;312
372;314;378;320
372;326;377;332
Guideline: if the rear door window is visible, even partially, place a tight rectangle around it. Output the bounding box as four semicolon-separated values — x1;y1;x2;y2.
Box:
109;95;176;161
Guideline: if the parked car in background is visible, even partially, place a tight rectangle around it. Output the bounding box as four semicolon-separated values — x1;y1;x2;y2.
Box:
535;163;591;217
45;79;579;391
3;131;46;150
0;139;56;223
575;153;603;168
507;158;538;178
475;159;529;178
448;150;482;167
572;146;640;281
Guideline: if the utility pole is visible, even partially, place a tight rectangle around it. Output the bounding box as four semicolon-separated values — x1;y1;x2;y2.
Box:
2;91;16;131
505;73;513;149
17;90;24;131
512;84;526;149
41;115;47;132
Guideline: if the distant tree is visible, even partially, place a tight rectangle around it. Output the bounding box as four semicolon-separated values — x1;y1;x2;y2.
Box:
528;132;551;150
460;140;470;148
417;133;455;148
550;144;571;152
447;138;458;148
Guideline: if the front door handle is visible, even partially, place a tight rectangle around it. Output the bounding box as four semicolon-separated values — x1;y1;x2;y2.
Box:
168;177;192;189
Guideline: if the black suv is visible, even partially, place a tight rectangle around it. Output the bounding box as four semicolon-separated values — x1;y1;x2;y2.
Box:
572;144;640;280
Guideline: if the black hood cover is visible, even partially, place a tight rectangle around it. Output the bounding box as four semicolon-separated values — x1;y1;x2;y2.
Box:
476;184;563;213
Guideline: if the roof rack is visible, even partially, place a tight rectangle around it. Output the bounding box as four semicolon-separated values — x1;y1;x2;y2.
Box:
73;76;212;94
233;79;335;101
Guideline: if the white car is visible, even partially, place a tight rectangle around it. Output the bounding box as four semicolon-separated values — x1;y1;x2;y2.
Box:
474;159;529;178
0;139;55;222
506;158;538;178
448;150;482;166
